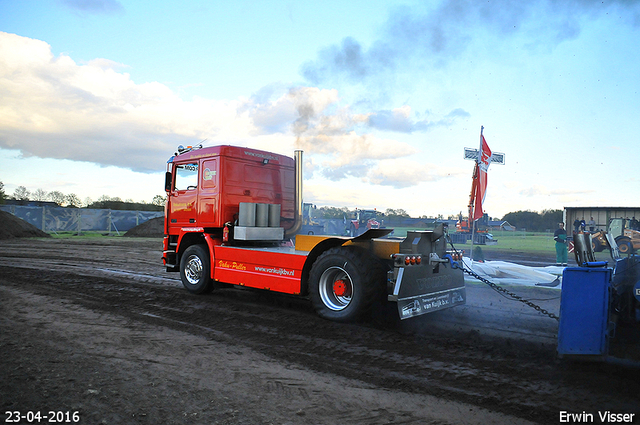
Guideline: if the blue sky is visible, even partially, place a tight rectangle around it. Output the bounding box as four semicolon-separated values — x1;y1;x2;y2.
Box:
1;0;639;218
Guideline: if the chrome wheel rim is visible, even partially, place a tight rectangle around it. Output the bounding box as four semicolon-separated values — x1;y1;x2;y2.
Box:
318;266;352;311
184;254;203;285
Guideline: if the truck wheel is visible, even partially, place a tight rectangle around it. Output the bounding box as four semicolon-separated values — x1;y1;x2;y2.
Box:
309;247;384;322
180;245;213;294
616;237;632;254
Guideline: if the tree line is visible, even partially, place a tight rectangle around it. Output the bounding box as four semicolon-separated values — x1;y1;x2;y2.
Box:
0;181;164;211
500;209;563;232
1;181;563;229
311;206;459;221
311;205;564;232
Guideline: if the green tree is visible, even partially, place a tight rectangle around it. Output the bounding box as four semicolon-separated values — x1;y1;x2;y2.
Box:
540;209;563;231
152;195;166;206
317;206;352;219
384;208;410;220
501;209;563;232
0;181;5;204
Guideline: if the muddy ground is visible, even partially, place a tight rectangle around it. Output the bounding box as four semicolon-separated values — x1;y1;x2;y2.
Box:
1;237;638;425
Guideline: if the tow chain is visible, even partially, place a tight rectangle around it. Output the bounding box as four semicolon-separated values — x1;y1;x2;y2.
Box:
446;236;560;322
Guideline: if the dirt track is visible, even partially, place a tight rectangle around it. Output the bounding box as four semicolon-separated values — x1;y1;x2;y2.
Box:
1;237;638;425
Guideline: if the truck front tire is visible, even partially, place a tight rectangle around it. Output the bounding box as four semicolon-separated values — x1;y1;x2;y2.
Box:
180;244;214;294
309;246;384;322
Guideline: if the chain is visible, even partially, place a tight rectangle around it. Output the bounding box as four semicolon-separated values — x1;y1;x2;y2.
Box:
446;235;560;322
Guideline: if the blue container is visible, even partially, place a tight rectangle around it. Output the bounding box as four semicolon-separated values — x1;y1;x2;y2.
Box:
558;266;612;357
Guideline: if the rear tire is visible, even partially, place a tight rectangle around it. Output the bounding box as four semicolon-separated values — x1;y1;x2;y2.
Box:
309;246;384;322
180;244;214;294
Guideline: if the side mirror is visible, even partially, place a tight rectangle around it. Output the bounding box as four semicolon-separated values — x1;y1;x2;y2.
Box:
164;172;172;192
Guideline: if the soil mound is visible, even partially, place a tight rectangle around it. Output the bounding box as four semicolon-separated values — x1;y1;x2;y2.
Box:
0;210;50;239
124;216;164;237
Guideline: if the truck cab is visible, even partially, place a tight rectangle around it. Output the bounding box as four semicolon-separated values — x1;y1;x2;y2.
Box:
162;144;465;322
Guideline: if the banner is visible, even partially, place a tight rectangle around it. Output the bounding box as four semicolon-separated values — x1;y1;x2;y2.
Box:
472;135;492;221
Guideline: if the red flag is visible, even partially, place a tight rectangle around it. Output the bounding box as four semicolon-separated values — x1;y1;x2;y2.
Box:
472;135;492;221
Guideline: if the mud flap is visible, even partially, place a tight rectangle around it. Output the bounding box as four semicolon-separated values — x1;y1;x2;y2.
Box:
392;267;466;320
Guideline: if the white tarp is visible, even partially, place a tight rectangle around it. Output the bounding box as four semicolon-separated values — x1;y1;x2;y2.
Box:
461;257;564;288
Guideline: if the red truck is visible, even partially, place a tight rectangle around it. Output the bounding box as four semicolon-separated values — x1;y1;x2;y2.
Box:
162;144;465;322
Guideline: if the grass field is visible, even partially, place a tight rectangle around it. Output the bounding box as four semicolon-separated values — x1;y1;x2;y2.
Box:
388;227;557;254
470;230;556;254
47;227;560;255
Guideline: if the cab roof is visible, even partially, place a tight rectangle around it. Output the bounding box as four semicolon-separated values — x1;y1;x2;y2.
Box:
167;145;295;167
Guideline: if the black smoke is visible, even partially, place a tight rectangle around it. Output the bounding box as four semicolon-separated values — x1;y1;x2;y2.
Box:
301;0;640;86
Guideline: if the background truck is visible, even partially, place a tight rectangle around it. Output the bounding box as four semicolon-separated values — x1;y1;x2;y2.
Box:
300;203;324;235
451;212;494;245
347;208;382;237
591;218;640;254
162;145;465;322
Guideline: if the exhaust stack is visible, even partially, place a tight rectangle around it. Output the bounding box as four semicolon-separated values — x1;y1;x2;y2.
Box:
285;150;303;238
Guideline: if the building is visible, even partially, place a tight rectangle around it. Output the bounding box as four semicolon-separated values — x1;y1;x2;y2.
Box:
563;207;640;233
488;220;515;231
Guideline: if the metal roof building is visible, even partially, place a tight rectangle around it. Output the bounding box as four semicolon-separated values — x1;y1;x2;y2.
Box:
563;207;640;233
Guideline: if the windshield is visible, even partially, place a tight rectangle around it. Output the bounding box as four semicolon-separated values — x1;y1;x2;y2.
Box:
609;219;623;237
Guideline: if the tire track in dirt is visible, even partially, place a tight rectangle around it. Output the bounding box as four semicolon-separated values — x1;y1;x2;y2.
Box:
2;264;639;424
2;277;535;425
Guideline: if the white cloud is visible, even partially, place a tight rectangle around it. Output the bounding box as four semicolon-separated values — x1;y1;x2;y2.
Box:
0;31;470;191
0;32;256;173
368;158;467;188
242;85;433;185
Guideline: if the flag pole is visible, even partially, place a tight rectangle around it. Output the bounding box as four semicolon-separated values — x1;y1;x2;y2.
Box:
470;126;484;264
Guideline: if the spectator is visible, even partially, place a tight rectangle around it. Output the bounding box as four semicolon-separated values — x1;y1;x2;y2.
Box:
573;218;581;233
554;222;568;266
588;217;596;232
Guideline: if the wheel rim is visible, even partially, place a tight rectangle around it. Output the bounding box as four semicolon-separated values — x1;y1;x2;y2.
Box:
318;266;353;311
184;254;203;285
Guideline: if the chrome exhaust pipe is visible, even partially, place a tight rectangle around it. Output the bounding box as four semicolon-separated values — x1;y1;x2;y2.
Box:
285;150;303;238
